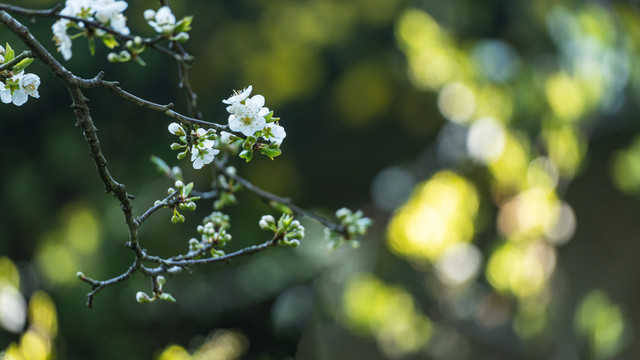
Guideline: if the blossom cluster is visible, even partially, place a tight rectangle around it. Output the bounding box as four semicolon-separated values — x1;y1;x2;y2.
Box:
52;0;130;60
143;6;191;41
223;86;286;145
168;123;219;170
0;44;40;106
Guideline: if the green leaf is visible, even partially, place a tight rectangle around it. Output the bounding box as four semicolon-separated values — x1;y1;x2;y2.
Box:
239;149;253;162
150;155;171;175
259;146;282;160
174;16;193;33
101;35;119;49
264;111;274;122
270;201;293;215
4;43;15;63
184;182;194;197
11;57;34;73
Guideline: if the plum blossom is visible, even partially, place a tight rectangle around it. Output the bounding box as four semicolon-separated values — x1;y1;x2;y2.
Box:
19;73;40;99
52;0;131;60
263;123;286;146
52;20;73;60
222;86;252;106
0;72;41;106
145;6;177;35
227;94;269;137
191;146;219;170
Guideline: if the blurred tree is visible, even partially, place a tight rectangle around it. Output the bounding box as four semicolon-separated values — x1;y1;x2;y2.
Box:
2;0;640;359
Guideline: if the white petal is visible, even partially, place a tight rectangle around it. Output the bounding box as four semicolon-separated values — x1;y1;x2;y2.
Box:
250;94;265;108
0;89;12;104
12;91;28;106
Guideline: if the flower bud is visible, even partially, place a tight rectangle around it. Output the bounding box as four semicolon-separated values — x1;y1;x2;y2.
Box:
172;32;190;42
76;271;85;279
156;276;166;287
174;180;184;189
336;208;350;220
168;122;185;136
107;52;119;62
259;215;276;230
119;50;131;61
159;293;176;302
136;291;151;303
143;9;156;21
134;36;142;45
125;40;134;49
154;200;163;206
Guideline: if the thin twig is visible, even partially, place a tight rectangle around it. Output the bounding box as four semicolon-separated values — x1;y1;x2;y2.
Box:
214;159;346;234
0;50;32;71
135;189;180;226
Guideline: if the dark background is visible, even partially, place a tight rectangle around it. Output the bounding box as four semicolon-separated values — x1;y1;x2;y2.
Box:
2;0;640;359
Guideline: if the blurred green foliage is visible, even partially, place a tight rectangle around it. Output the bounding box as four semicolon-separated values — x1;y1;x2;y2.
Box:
3;0;640;359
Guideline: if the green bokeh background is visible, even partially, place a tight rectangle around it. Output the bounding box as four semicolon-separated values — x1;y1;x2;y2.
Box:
2;0;640;359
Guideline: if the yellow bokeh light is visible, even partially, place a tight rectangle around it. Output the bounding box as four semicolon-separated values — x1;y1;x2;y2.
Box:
437;82;476;123
542;125;586;178
0;256;20;288
66;209;100;254
19;330;51;360
545;73;586;121
488;132;531;192
575;290;628;359
28;291;58;338
342;274;432;358
387;171;478;262
486;241;556;299
156;345;191;360
474;85;513;123
497;188;559;240
395;9;444;53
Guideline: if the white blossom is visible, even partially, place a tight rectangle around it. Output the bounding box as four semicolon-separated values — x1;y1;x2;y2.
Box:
0;84;12;104
93;0;128;24
52;20;73;60
60;0;93;18
190;146;219;169
0;72;40;106
52;0;130;60
263;123;286;145
219;131;235;144
223;86;252;105
19;73;40;98
194;128;215;148
108;13;130;35
146;6;177;34
227;95;269;137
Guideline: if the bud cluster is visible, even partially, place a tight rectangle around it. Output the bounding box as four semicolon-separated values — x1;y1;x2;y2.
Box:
259;214;305;248
325;208;372;248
